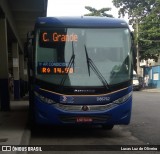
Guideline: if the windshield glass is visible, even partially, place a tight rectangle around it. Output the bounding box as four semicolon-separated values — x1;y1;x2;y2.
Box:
35;28;132;87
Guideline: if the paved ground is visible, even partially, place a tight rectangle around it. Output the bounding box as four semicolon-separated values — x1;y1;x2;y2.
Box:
0;88;160;153
0;100;29;146
141;88;160;93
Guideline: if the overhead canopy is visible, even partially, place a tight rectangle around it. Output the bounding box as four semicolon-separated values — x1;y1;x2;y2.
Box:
0;0;48;52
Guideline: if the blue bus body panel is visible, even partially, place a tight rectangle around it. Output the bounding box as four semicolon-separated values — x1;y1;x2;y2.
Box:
33;86;132;125
35;16;129;29
35;86;132;105
32;16;132;126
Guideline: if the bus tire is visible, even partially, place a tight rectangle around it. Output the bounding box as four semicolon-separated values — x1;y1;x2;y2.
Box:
102;125;114;130
28;107;35;130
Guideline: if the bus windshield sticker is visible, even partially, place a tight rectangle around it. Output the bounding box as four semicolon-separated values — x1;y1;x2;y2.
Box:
38;62;69;67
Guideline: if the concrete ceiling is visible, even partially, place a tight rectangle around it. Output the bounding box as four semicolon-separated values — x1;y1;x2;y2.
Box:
0;0;48;52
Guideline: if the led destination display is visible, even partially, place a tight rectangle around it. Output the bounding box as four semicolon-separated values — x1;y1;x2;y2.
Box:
41;32;78;43
37;66;73;74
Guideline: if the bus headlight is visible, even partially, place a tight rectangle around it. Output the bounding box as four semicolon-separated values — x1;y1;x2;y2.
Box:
113;92;132;104
34;92;56;104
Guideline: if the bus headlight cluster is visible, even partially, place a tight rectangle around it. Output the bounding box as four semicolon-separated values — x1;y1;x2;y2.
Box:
113;92;132;104
34;92;56;104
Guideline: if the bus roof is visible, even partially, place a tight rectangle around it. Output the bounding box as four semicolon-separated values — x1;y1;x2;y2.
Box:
35;16;129;29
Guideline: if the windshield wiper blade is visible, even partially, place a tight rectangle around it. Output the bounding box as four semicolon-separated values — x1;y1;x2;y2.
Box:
60;42;75;86
85;45;91;76
84;45;110;90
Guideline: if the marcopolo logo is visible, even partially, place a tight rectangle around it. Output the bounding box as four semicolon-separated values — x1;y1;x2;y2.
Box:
74;89;95;93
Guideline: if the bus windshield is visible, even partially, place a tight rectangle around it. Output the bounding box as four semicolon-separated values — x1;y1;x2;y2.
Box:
35;28;132;87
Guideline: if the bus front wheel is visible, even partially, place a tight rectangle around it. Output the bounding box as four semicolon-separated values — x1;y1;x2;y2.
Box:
102;125;114;130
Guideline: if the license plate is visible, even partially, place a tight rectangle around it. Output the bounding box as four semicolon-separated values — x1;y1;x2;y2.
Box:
76;117;93;123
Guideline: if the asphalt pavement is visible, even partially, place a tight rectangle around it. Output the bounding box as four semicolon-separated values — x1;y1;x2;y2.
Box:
141;88;160;93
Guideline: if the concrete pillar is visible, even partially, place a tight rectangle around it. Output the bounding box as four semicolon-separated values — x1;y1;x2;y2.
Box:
24;60;28;94
19;54;25;97
12;42;20;100
0;18;10;111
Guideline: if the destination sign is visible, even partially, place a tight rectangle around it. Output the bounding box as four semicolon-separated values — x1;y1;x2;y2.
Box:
40;32;78;43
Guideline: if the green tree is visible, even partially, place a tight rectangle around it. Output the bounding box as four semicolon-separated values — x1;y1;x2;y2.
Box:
113;0;160;61
84;6;113;17
138;1;160;61
112;0;156;23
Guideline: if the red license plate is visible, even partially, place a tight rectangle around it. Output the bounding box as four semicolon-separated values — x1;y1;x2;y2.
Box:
76;117;93;123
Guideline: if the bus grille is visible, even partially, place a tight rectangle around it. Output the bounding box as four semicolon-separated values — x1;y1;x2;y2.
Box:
54;103;117;112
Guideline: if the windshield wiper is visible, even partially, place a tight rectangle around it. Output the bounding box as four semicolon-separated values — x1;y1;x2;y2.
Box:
84;45;110;90
60;42;75;86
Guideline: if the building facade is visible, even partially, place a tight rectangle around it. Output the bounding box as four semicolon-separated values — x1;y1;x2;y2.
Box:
141;57;160;88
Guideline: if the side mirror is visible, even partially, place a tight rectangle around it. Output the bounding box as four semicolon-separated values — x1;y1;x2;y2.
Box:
27;31;34;40
24;31;34;58
130;32;136;71
24;42;28;58
130;32;134;44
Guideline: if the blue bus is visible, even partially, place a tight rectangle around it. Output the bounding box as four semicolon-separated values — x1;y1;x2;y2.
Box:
27;16;134;129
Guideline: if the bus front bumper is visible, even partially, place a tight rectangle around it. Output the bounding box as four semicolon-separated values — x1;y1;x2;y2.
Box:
34;96;132;126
